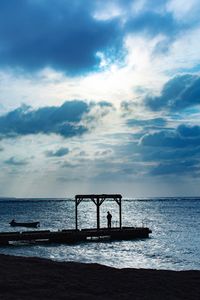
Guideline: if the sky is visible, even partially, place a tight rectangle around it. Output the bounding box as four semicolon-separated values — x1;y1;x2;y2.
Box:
0;0;200;198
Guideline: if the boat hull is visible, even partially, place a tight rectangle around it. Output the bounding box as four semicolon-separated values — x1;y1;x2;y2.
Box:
9;221;40;228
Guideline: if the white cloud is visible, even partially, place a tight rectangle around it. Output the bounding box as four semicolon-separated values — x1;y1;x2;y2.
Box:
167;0;200;22
1;0;200;196
93;2;123;21
153;27;200;73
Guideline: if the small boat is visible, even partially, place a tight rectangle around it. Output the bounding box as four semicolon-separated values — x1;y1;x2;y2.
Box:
9;219;40;228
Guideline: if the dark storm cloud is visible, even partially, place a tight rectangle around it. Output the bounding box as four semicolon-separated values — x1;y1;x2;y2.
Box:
0;0;190;75
140;125;200;148
139;145;200;162
109;0;189;46
138;124;200;176
114;122;200;177
0;0;123;75
177;124;200;138
146;75;200;111
150;159;199;176
45;147;69;157
4;157;28;166
127;117;166;128
106;0;179;36
0;100;89;139
126;11;178;37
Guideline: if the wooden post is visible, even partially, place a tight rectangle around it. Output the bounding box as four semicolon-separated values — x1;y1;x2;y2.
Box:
97;197;100;230
119;199;122;229
75;197;78;230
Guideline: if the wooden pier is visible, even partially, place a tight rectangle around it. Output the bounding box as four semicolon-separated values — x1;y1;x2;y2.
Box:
0;227;151;245
0;194;152;245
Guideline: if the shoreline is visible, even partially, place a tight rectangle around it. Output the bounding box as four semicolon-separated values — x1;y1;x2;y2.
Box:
0;254;199;299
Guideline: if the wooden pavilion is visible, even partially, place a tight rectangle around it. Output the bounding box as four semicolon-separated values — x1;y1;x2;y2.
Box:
75;194;122;230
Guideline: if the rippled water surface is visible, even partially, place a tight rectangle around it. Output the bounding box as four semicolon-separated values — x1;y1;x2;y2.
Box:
0;198;199;270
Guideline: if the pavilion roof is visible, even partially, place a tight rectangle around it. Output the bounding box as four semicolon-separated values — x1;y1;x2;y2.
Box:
75;194;122;199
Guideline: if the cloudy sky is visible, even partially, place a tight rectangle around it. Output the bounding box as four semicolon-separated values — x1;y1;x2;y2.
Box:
0;0;200;197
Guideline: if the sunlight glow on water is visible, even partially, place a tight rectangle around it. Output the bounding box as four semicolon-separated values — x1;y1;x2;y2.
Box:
0;198;199;270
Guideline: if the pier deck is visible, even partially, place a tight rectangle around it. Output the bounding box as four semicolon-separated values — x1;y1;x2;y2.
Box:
0;227;152;245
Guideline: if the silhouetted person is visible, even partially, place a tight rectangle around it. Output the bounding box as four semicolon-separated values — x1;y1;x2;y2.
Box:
107;211;112;228
10;219;15;226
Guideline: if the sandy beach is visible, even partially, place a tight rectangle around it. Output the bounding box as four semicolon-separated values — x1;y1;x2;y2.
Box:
0;254;199;299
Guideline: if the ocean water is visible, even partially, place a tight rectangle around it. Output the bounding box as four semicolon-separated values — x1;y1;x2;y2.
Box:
0;198;199;270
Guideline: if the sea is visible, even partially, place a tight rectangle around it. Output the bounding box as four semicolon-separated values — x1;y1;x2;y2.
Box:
0;197;199;270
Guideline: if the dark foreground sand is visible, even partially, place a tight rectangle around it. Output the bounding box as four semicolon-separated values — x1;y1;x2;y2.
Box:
0;254;199;300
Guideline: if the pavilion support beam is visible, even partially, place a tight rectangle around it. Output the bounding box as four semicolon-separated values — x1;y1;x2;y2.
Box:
119;199;122;229
97;197;100;230
75;198;78;230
